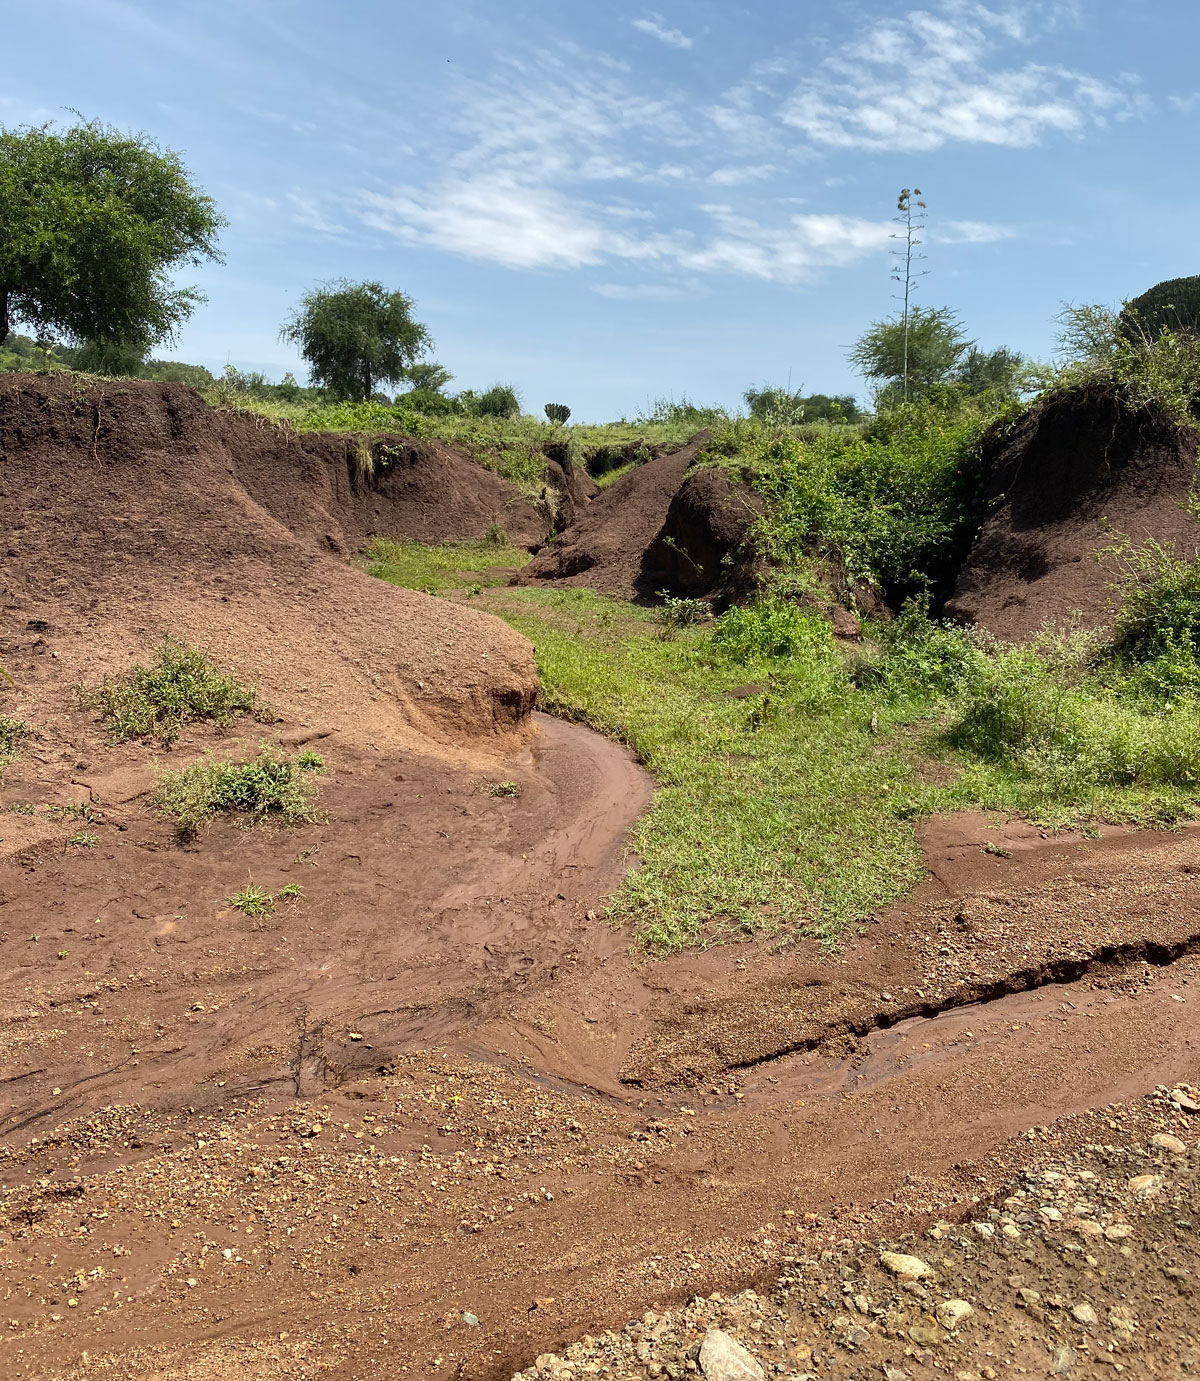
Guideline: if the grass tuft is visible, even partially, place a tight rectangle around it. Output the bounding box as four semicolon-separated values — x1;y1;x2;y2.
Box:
0;714;34;773
228;883;274;917
153;745;324;838
84;638;265;746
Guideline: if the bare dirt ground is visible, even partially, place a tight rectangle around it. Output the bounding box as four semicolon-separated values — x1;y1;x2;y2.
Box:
1;685;1198;1378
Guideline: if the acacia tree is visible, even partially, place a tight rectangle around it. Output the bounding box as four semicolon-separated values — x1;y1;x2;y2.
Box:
849;306;969;402
281;281;431;402
0;119;224;349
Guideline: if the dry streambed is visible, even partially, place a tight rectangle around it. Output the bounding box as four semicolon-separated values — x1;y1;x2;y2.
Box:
1;710;1199;1378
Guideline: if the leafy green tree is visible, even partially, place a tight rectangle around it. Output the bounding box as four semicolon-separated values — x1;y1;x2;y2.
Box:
403;362;453;394
544;402;571;425
0;118;224;349
744;385;806;425
954;345;1027;397
849;306;970;404
458;384;521;419
280;280;431;402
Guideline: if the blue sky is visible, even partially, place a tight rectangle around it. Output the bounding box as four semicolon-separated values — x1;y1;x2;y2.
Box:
6;1;1199;419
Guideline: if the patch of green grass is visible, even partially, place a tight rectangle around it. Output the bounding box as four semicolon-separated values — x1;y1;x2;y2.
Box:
228;883;274;917
276;881;305;900
365;538;532;595
0;714;33;772
83;638;266;746
153;745;324;838
67;831;98;847
488;780;521;797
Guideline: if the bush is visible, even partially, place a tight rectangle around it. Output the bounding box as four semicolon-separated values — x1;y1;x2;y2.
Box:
153;745;324;836
855;599;983;699
706;597;835;665
292;398;421;434
710;400;990;605
83;639;263;746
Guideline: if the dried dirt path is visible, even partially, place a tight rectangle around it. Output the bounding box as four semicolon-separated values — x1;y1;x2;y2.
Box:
1;714;1199;1379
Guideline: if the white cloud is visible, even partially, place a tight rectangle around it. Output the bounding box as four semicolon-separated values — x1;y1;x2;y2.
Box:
677;209;892;284
592;282;693;300
708;163;776;186
779;2;1146;152
937;219;1015;243
631;14;694;50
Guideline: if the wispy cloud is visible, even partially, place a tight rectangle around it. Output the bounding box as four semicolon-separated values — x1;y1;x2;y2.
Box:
779;2;1146;152
631;14;694;50
708;163;776;186
592;281;694;300
937;219;1016;243
678;209;893;283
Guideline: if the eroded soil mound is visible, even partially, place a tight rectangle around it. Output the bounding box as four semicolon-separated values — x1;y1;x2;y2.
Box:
641;463;764;606
946;385;1200;639
0;373;537;752
516;433;715;601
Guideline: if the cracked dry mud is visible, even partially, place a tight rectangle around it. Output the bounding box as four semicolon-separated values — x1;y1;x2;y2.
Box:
1;703;1199;1379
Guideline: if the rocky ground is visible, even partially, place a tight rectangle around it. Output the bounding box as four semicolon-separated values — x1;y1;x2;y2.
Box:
515;1088;1200;1381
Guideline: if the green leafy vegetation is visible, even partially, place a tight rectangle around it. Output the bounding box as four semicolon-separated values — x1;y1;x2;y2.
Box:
373;534;1200;950
0;117;224;352
153;745;324;837
83;638;264;746
364;537;532;594
228;883;274;917
706;400;994;606
68;830;98;847
488;780;521;797
0;714;33;771
280;280;432;403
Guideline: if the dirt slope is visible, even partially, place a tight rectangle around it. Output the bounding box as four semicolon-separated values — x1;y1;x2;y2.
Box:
946;384;1200;640
0;373;538;754
516;433;713;601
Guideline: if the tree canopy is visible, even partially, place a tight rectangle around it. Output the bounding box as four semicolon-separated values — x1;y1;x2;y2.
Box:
850;307;1029;405
0;119;224;348
281;280;432;402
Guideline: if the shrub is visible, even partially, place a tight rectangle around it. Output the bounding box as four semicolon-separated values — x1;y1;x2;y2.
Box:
544;403;571;425
83;638;262;746
153;745;324;837
705;597;834;664
292;399;421;434
651;595;710;638
855;598;983;699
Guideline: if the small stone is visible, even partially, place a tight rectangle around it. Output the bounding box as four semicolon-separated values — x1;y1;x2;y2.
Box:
1128;1173;1164;1197
1104;1224;1134;1241
1151;1133;1187;1154
908;1324;940;1345
1170;1088;1200;1113
463;1312;480;1326
884;1369;908;1381
1039;1205;1063;1222
880;1252;934;1280
971;1221;995;1239
1071;1219;1104;1239
1050;1345;1076;1375
1019;1288;1042;1306
936;1299;973;1331
844;1326;870;1350
697;1328;765;1381
1071;1302;1098;1327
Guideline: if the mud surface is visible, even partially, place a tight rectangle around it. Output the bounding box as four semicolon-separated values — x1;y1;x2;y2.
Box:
2;699;1199;1378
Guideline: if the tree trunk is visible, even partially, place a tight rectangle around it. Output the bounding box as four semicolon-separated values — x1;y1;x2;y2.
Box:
0;291;10;344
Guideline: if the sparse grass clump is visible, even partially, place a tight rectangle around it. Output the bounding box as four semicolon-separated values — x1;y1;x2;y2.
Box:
84;639;264;746
0;714;33;771
488;780;521;798
228;883;274;917
154;745;324;837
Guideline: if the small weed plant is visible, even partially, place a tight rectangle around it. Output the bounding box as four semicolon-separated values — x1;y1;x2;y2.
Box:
0;714;33;772
154;745;324;837
228;883;274;917
84;639;264;746
488;780;521;798
652;595;710;639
